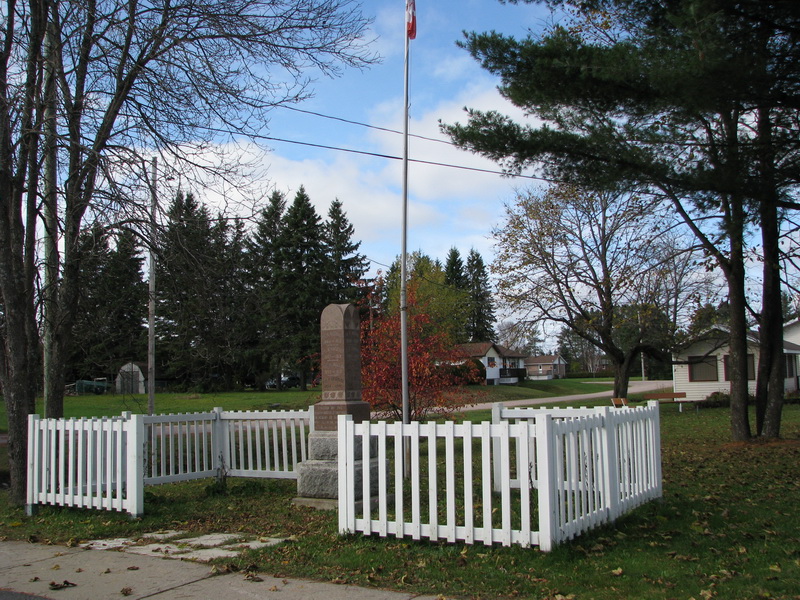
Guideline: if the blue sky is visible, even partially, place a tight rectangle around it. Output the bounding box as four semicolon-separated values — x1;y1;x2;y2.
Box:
252;0;555;275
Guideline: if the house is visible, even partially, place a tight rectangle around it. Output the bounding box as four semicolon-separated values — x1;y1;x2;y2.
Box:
457;342;528;385
672;328;800;403
524;354;567;380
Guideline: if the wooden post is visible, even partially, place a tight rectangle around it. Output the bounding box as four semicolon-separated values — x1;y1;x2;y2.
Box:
492;402;503;492
337;414;354;533
536;413;557;551
126;414;145;517
601;406;621;521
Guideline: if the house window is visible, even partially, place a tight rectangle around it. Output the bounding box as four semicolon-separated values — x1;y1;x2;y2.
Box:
786;354;796;378
722;354;755;381
688;355;718;382
487;357;496;368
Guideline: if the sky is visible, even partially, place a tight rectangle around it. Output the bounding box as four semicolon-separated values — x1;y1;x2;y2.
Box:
244;0;556;277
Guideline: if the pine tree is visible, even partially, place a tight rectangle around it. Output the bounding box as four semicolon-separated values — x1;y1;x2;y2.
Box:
278;186;327;388
67;226;147;382
246;191;288;386
444;247;472;341
444;247;468;290
465;249;496;342
156;192;216;388
323;198;369;303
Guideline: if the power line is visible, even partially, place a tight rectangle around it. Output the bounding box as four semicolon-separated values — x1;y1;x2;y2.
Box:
280;105;451;146
257;133;548;181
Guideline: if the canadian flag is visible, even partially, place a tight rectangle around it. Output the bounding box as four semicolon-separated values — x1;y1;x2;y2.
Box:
406;0;416;39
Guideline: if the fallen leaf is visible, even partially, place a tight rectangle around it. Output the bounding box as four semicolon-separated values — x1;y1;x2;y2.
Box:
121;586;133;596
127;566;140;571
49;580;77;590
611;568;624;577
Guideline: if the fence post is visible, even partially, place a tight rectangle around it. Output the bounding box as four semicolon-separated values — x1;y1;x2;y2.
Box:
648;400;663;499
25;415;41;516
600;406;620;521
337;414;354;534
535;413;557;551
212;407;227;482
126;414;145;517
492;403;503;492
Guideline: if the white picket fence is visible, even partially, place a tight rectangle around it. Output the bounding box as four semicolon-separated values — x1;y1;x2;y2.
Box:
338;401;661;551
27;407;313;516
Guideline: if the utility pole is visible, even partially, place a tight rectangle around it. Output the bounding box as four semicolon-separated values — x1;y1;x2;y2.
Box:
148;157;157;415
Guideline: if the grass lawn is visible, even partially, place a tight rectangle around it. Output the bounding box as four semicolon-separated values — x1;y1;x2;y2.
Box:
2;396;799;599
0;379;616;432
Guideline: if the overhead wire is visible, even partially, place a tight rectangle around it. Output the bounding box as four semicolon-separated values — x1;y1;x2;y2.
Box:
269;104;554;182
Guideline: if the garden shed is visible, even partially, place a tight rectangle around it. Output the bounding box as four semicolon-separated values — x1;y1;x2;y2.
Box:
116;362;146;394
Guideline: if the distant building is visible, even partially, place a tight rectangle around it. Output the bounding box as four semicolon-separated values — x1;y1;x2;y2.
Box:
524;354;567;380
457;342;527;385
116;362;146;394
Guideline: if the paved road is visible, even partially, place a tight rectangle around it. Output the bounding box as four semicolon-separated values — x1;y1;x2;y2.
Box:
465;379;672;412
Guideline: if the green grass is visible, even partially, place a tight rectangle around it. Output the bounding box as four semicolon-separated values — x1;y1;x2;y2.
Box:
0;380;615;432
2;401;799;599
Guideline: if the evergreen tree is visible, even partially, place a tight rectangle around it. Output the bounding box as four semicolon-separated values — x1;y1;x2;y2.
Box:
444;247;468;290
246;191;288;386
156;192;216;388
278;186;327;389
465;249;496;342
67;227;147;382
323;198;369;303
201;215;251;389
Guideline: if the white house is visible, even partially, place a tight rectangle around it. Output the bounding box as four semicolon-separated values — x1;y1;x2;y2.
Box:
457;342;528;385
672;328;800;402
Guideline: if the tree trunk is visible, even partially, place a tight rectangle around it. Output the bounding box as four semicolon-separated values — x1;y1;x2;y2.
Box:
756;107;784;439
0;282;40;506
727;233;752;442
612;353;634;399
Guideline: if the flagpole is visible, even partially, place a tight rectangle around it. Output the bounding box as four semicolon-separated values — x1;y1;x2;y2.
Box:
400;1;412;427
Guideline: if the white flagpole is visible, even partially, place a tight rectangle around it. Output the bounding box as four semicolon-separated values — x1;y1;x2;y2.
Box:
400;1;412;427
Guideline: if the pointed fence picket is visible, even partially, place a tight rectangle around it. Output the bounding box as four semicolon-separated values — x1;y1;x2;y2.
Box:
27;407;313;516
338;401;661;551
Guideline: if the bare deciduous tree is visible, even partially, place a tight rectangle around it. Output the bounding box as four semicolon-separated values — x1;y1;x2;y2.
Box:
0;0;375;505
492;184;715;398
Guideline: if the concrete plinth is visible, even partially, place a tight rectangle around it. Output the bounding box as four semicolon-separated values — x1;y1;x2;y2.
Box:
296;457;380;500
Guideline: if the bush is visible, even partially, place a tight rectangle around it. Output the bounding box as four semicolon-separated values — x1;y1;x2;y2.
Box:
700;391;731;408
699;391;759;408
784;390;800;405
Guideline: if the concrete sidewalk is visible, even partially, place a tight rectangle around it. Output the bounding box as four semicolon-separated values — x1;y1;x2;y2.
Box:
0;535;441;600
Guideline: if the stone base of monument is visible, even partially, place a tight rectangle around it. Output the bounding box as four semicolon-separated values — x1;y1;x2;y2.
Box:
296;456;380;498
294;430;380;509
